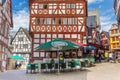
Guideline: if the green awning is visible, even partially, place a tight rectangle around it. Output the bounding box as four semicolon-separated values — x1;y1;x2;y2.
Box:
35;38;80;51
10;55;25;60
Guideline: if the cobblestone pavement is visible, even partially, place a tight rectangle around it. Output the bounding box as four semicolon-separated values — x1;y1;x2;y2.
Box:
0;63;120;80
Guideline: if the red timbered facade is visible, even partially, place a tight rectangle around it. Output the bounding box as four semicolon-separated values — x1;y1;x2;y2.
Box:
100;31;110;50
0;0;13;71
29;0;87;60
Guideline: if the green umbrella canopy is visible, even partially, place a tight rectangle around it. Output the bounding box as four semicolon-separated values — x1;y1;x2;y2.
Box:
10;55;25;60
35;38;80;51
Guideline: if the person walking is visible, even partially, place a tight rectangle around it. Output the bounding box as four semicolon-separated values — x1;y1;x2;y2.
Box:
109;52;113;63
113;51;118;63
104;51;109;62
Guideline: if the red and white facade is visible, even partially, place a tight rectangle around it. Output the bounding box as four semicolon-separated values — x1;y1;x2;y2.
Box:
0;0;13;71
100;31;110;50
29;0;87;60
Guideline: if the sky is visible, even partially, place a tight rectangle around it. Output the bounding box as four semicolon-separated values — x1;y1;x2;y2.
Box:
11;0;116;32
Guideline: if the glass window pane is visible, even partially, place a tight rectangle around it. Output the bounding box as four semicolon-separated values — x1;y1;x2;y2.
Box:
66;4;70;8
71;4;75;8
47;34;51;38
41;34;45;38
36;18;40;25
65;34;70;38
39;4;43;8
41;39;45;43
34;34;39;38
47;18;51;24
52;18;56;24
63;18;67;24
68;18;72;24
33;52;39;57
52;34;57;38
40;52;45;57
58;34;63;38
72;34;77;38
34;39;39;43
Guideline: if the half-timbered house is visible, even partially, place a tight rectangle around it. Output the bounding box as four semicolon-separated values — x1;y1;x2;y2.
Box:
0;0;13;71
28;0;87;60
11;27;32;68
100;31;110;51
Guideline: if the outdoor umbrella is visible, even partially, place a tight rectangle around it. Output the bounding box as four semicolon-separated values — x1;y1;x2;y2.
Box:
74;42;87;46
35;38;80;74
85;46;96;50
10;55;25;60
35;38;80;51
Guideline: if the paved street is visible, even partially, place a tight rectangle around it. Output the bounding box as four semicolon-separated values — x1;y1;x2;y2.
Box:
0;63;120;80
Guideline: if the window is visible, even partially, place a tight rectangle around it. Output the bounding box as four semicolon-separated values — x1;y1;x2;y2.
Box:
47;18;51;24
47;34;51;38
112;37;115;41
58;18;62;24
16;45;18;48
52;18;56;24
63;18;67;24
68;18;72;24
116;37;119;41
71;4;75;8
34;34;39;38
41;34;45;38
42;18;46;24
52;34;57;38
43;4;48;9
36;18;40;25
39;4;43;8
72;18;76;24
58;34;63;38
41;39;45;43
66;4;71;8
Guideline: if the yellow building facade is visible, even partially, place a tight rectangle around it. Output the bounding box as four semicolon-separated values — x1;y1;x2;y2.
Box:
109;24;120;53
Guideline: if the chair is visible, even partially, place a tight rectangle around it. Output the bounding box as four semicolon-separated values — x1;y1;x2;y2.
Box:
41;63;46;72
90;58;95;64
84;59;89;67
26;63;31;73
67;61;71;70
54;63;58;71
75;60;80;69
71;61;75;69
47;63;53;72
61;63;66;71
30;64;36;73
35;63;39;73
81;61;86;67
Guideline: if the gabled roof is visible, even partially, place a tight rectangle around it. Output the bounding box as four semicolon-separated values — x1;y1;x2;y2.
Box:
11;27;31;44
109;23;118;31
101;31;110;38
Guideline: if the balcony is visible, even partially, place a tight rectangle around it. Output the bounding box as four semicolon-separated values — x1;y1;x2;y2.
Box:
110;33;120;37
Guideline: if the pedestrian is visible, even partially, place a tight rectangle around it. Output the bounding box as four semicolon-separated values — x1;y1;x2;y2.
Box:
104;51;109;62
112;53;116;63
109;52;113;63
15;61;18;69
113;51;118;59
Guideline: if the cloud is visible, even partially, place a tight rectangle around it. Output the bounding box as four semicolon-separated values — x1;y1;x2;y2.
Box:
88;0;104;4
100;15;116;31
12;8;29;31
18;1;26;6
